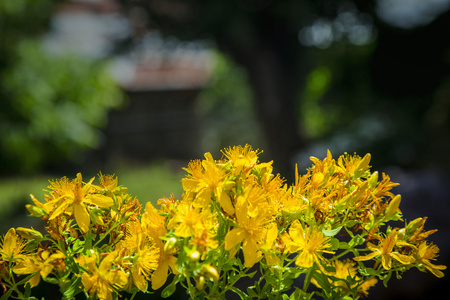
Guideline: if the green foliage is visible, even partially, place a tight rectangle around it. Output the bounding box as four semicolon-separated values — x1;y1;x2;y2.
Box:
0;40;123;172
0;0;124;173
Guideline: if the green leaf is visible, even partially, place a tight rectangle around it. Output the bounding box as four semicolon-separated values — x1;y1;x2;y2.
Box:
63;276;83;298
0;289;12;300
339;241;349;249
383;271;392;287
244;270;258;279
17;272;37;286
24;282;32;298
313;272;332;294
345;220;357;228
161;275;180;298
322;226;342;237
330;238;339;250
247;287;258;298
359;267;378;276
230;286;249;300
349;234;365;247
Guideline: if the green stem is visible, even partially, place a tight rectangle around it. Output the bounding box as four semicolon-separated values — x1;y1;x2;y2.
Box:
186;275;197;299
302;264;315;292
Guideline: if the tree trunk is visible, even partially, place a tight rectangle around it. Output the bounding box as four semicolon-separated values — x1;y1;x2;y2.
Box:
228;44;306;180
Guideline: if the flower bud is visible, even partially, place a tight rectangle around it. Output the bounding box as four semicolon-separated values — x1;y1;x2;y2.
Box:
196;276;206;291
16;227;43;240
203;265;219;281
368;171;379;187
188;250;200;262
386;195;401;218
356;153;371;173
406;217;423;233
398;228;405;240
26;204;45;217
164;237;177;253
68;227;78;238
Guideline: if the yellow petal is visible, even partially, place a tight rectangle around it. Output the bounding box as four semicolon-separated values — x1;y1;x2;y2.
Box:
381;254;392;270
29;272;41;288
235;196;248;225
391;252;414;265
296;251;314;268
266;223;278;246
3;228;17;257
48;199;71;220
74;203;90;233
424;261;447;278
132;267;147;291
109;269;128;289
353;251;379;262
85;194;114;208
218;190;235;215
181;178;198;192
289;220;306;246
224;228;245;250
242;238;261;268
151;261;169;290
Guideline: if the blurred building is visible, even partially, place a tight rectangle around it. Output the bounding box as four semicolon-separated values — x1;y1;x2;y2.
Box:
44;0;215;163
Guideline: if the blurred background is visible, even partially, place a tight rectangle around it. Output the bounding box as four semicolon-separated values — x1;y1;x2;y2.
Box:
1;0;449;299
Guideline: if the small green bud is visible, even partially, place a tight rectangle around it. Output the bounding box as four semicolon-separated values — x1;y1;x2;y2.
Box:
16;227;43;240
196;276;206;291
188;250;200;262
26;204;45;217
406;217;423;233
164;237;177;253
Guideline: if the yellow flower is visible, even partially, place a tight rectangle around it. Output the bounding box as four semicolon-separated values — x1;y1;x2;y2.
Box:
336;152;371;176
141;202;178;290
358;277;378;297
224;196;271;268
312;259;358;290
182;153;235;215
167;202;215;238
190;229;219;253
130;237;160;291
13;250;65;287
221;144;267;175
331;259;358;280
48;173;114;233
116;222;160;291
416;242;446;278
312;259;379;297
354;230;414;270
282;220;334;270
78;251;128;300
0;228;27;262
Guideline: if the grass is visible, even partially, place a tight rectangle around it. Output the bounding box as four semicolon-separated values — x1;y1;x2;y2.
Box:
0;160;185;235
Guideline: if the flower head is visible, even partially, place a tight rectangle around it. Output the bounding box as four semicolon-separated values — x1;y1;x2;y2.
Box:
416;242;446;278
283;220;334;270
48;173;114;233
78;251;128;300
224;195;273;268
354;230;414;270
0;228;27;262
182;153;235;215
13;250;65;287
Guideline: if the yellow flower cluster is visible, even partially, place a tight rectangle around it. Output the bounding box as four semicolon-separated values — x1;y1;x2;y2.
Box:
0;145;446;300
